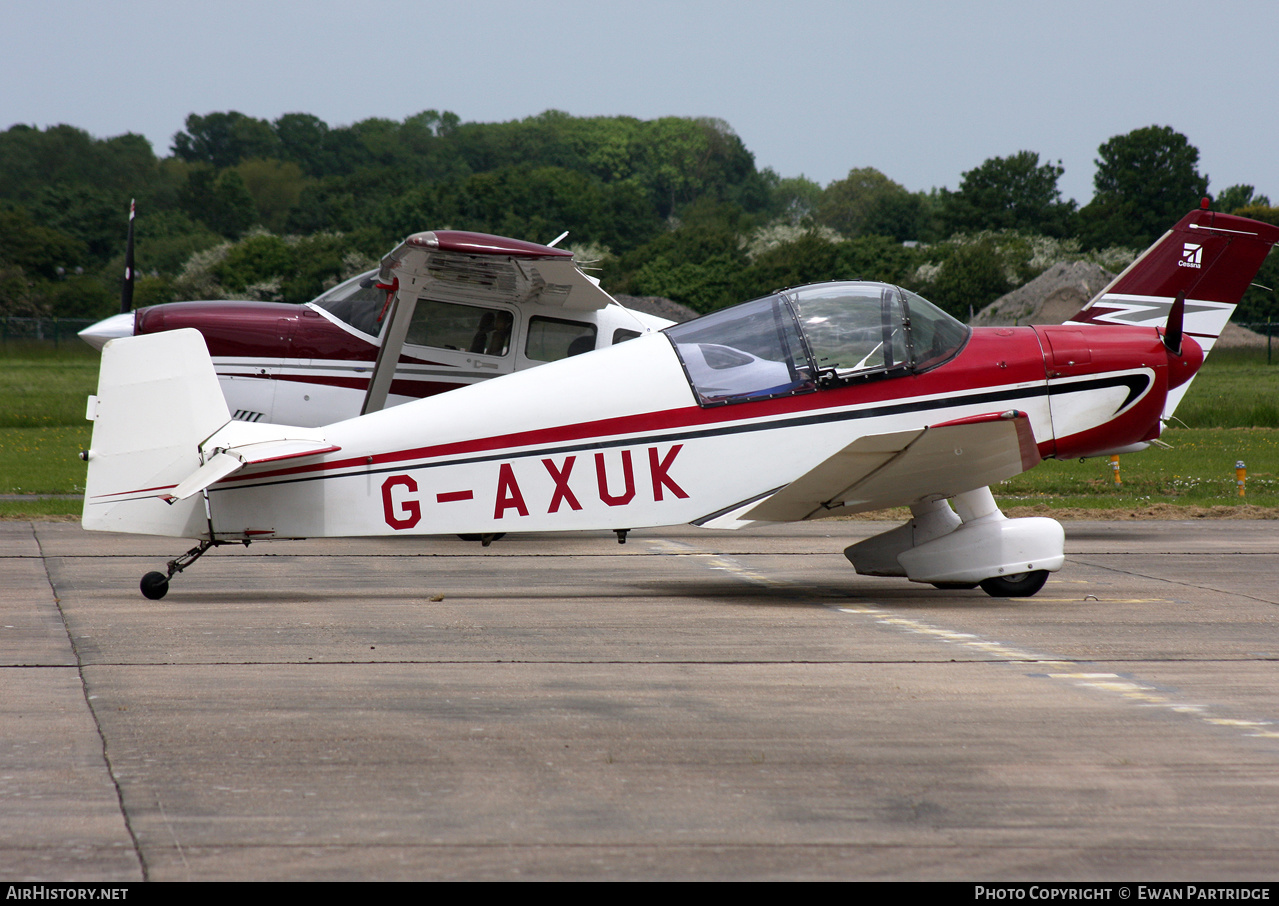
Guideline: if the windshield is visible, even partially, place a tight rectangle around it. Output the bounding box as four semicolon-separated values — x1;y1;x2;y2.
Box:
901;288;970;370
311;271;385;337
665;282;969;406
786;283;908;375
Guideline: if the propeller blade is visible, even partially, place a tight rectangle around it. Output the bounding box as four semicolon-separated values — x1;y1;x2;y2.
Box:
1163;291;1185;357
119;199;136;314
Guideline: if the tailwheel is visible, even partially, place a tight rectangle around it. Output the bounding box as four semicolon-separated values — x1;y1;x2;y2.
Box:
978;570;1049;598
138;539;239;599
140;571;169;600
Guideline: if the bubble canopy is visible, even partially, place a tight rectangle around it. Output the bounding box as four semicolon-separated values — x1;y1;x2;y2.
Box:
664;282;970;406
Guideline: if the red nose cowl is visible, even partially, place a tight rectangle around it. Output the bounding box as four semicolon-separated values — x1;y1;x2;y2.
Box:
1164;332;1204;391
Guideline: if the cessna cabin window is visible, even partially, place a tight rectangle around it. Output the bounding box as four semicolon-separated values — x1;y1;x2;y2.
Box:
525;316;597;362
665;282;969;407
310;271;386;337
405;298;514;356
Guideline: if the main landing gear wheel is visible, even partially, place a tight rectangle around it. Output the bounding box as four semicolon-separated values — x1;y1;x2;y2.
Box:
978;570;1049;598
457;533;505;546
140;571;170;600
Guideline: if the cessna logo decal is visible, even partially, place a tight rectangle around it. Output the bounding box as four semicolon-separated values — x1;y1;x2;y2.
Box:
1179;242;1202;268
380;445;688;529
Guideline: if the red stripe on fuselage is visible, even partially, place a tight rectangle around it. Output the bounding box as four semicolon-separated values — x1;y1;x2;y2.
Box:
216;328;1052;487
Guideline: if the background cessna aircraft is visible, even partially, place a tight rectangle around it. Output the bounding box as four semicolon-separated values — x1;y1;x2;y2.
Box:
79;232;674;427
81;206;1279;601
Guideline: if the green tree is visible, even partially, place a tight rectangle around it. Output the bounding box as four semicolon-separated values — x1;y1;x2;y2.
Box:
1215;185;1271;214
635;117;757;218
31;184;127;261
273;113;334;178
213;232;293;295
916;239;1011;319
0;207;87;278
1229;206;1279;323
763;172;823;225
173;112;280;168
816;167;925;241
179;166;258;238
939;151;1075;237
286;182;360;234
610;198;751;311
384;165;611;245
735;230;843;297
131;209;222;278
1079;125;1208;248
0;124;160;206
40;273;114;319
235;158;309;232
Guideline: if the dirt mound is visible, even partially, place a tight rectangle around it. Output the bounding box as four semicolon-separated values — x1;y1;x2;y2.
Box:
612;294;699;324
1212;320;1271;348
972;261;1114;326
972;261;1271;346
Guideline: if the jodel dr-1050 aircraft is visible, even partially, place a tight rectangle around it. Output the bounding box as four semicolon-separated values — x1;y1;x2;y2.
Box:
80;205;1279;600
78;232;675;427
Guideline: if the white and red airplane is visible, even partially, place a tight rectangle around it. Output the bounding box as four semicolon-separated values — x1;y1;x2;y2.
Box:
80;205;1279;600
78;232;674;426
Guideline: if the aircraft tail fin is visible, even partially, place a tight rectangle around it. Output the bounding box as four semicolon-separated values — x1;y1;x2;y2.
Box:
1065;206;1279;418
83;329;340;539
83;329;230;538
1067;206;1279;347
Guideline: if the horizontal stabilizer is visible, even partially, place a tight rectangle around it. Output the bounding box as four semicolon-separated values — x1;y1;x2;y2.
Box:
165;451;245;502
163;433;339;502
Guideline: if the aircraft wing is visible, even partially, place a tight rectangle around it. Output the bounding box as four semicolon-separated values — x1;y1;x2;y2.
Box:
378;230;614;312
361;231;614;416
717;410;1040;525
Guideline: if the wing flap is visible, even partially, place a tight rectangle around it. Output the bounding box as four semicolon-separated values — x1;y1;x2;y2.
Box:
742;411;1039;522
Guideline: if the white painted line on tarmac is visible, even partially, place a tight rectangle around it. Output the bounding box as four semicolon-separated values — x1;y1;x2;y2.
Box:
647;537;1279;746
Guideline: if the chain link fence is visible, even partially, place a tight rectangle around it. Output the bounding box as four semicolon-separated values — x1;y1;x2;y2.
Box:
1237;323;1279;363
1;317;101;348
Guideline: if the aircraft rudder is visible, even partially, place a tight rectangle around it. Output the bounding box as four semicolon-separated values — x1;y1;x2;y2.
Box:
82;329;231;538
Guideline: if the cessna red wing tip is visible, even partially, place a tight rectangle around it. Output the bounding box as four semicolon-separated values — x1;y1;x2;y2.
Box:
78;230;673;427
80;210;1279;600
